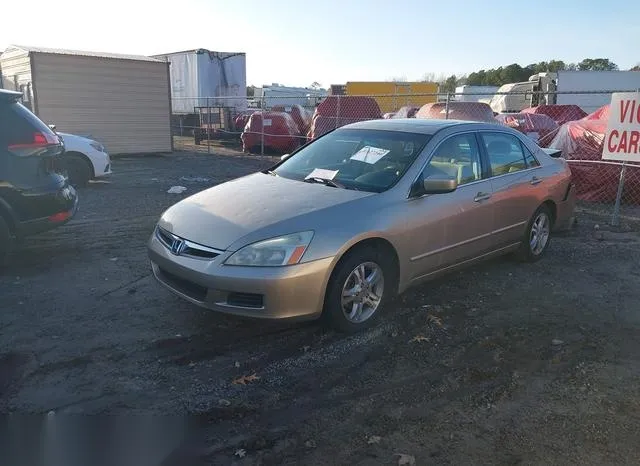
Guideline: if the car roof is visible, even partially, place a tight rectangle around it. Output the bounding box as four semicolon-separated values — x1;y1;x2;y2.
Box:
341;118;501;135
0;89;23;103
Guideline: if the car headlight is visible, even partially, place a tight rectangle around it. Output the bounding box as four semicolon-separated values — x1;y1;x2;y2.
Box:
225;231;314;267
89;141;105;152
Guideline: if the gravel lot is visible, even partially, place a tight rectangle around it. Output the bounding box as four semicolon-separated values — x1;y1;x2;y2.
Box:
2;151;640;465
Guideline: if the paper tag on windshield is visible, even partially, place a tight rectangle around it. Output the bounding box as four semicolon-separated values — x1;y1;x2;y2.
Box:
263;119;272;126
350;146;390;164
305;168;338;180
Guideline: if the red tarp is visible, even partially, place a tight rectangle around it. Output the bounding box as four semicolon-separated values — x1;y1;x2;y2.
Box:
585;104;610;121
241;111;302;154
271;104;313;136
416;102;495;122
546;104;640;204
308;96;382;139
234;111;256;132
495;113;559;143
522;105;587;126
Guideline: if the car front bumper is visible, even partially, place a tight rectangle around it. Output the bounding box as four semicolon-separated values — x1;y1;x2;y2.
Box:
147;233;334;320
91;150;112;178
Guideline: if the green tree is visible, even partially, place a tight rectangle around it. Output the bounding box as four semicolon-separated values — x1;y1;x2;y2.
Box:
577;58;618;71
440;74;458;93
547;60;567;72
630;64;640;71
466;70;485;86
463;58;618;86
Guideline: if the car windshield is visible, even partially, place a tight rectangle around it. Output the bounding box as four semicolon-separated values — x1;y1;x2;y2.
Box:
273;128;431;193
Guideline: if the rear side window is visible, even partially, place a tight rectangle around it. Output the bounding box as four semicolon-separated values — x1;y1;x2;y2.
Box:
0;102;59;154
522;143;540;168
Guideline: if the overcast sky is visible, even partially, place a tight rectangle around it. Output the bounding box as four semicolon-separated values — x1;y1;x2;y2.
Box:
2;0;638;88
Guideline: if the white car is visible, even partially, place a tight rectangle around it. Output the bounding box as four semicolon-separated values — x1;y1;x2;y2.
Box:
57;131;112;186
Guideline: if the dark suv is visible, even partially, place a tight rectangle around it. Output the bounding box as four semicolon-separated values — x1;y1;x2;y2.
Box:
0;89;79;265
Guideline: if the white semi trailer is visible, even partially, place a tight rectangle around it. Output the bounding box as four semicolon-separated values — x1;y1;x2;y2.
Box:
490;71;640;114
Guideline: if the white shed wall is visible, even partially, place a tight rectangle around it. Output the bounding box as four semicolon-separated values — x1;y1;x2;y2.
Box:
32;53;172;154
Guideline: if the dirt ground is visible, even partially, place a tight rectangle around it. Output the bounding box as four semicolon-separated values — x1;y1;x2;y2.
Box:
1;150;640;465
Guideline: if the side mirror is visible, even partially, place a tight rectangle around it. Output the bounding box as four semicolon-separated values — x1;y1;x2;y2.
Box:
423;176;458;194
280;153;292;161
48;124;57;131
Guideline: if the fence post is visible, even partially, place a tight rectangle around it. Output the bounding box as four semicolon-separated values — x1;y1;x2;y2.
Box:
445;92;451;119
206;97;211;154
260;94;265;157
611;162;627;226
335;95;341;130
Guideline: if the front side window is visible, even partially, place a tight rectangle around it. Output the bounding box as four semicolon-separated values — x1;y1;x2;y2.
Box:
481;132;529;176
422;133;482;185
273;128;431;193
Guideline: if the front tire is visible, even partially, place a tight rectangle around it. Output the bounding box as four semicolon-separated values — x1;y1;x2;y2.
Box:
323;246;395;333
64;154;92;187
516;205;552;262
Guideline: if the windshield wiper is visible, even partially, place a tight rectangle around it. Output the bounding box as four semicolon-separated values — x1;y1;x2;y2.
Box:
304;177;345;189
262;169;277;176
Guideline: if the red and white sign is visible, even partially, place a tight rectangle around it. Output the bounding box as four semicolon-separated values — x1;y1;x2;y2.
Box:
603;92;640;162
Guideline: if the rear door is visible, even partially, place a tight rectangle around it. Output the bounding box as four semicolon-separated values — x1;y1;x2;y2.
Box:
479;131;543;247
405;131;495;280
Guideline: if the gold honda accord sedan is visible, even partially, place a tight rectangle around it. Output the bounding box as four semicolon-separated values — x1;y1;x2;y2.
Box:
148;119;576;332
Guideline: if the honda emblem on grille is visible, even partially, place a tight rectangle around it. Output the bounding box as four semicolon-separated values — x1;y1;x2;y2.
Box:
170;238;186;255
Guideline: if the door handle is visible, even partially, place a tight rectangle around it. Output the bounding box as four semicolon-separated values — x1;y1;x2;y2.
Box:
530;176;542;185
474;192;492;202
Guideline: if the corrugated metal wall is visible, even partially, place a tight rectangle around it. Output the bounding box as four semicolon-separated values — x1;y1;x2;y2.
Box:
0;48;31;90
32;53;172;154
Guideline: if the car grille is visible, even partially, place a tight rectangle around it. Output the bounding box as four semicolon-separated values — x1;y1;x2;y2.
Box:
157;267;208;302
226;292;264;309
156;227;223;260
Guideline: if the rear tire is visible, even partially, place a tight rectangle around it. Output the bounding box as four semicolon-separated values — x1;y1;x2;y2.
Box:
64;154;92;187
0;216;13;269
516;205;552;262
323;245;395;333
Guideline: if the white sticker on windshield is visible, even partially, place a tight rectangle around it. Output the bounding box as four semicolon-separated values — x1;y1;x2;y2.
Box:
305;168;338;180
350;146;390;164
263;119;272;126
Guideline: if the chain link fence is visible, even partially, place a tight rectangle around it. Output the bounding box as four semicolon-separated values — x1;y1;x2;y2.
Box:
169;90;640;224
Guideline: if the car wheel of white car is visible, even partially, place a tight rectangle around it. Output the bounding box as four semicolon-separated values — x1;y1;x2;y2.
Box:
324;245;394;333
64;153;92;187
517;204;552;262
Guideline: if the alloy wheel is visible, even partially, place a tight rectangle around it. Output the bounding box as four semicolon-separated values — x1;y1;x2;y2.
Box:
530;212;550;255
341;261;385;324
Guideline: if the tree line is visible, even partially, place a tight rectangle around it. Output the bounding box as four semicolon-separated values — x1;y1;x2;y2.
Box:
432;58;639;92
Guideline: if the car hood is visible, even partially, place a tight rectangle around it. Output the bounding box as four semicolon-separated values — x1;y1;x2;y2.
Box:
158;172;373;250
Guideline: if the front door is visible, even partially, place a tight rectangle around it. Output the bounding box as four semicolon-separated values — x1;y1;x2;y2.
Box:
405;132;495;281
